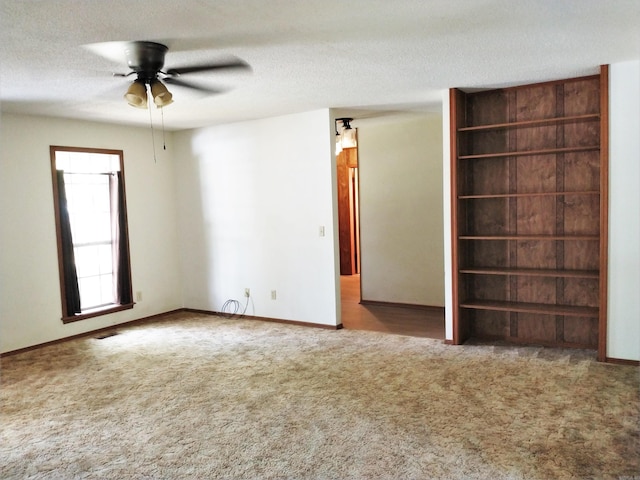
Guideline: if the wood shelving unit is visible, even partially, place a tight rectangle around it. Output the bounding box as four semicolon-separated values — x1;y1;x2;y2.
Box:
458;145;599;160
459;267;599;279
459;300;599;318
459;235;600;240
449;67;609;359
457;114;600;132
459;191;599;199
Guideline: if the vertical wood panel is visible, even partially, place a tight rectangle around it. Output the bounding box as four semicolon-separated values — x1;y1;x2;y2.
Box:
598;65;609;361
517;196;556;235
516;155;556;194
565;316;599;346
517;314;556;342
555;85;566;344
507;91;518;337
450;89;466;344
472;310;509;337
563;240;599;270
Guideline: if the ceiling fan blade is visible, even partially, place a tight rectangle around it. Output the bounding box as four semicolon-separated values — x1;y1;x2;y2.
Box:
163;77;224;94
165;58;250;76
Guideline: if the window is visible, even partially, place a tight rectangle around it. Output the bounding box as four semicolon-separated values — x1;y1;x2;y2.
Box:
50;146;133;323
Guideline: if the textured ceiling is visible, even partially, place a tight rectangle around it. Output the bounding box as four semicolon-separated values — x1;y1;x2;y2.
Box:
1;0;639;130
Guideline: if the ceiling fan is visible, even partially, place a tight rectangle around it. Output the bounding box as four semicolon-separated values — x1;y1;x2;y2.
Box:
86;40;251;109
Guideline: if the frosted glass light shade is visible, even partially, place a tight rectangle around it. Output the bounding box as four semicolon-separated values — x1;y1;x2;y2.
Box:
124;81;148;108
341;127;357;148
151;81;173;107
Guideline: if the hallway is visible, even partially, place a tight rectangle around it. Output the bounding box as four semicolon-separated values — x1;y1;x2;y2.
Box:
340;274;445;339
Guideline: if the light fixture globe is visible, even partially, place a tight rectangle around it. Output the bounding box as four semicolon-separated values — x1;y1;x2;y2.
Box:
150;80;173;107
335;117;357;151
124;81;148;108
341;127;357;148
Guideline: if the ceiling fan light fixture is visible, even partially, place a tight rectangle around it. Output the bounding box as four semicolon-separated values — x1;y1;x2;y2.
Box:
124;80;148;108
150;80;173;108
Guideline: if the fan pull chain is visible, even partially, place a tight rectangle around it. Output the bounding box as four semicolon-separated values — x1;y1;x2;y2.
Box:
160;106;167;150
148;89;157;163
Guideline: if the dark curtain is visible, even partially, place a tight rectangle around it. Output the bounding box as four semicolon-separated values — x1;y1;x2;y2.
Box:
56;170;82;315
110;172;133;305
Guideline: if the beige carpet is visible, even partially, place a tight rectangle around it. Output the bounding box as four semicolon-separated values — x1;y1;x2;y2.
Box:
1;311;638;479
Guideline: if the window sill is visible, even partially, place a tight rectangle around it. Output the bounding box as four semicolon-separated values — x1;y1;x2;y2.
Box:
62;302;134;324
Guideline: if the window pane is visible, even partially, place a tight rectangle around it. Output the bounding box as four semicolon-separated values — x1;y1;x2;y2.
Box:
57;152;120;173
94;185;111;213
95;212;112;242
97;244;113;274
78;276;101;309
67;182;112;244
75;245;99;277
100;274;114;305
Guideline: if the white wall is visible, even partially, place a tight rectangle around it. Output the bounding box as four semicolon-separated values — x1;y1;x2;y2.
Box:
0;114;183;353
357;114;445;307
172;109;340;326
442;61;640;361
607;60;640;362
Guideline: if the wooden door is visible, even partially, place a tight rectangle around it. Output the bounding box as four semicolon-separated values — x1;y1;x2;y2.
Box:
337;147;359;275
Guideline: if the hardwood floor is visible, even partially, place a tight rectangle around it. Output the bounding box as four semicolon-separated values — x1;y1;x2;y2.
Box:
340;274;445;340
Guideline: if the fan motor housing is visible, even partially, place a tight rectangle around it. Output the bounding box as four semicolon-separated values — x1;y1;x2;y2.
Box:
125;41;168;83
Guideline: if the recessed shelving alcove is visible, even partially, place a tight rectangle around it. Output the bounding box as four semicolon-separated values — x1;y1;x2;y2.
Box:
449;67;609;360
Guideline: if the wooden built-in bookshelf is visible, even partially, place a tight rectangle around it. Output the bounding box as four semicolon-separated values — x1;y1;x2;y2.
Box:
449;67;609;360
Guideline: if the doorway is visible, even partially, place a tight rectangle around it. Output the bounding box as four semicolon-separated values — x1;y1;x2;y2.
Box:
334;118;445;340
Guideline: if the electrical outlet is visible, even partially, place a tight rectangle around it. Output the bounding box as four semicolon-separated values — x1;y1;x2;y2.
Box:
135;291;142;302
244;288;250;298
271;290;277;300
